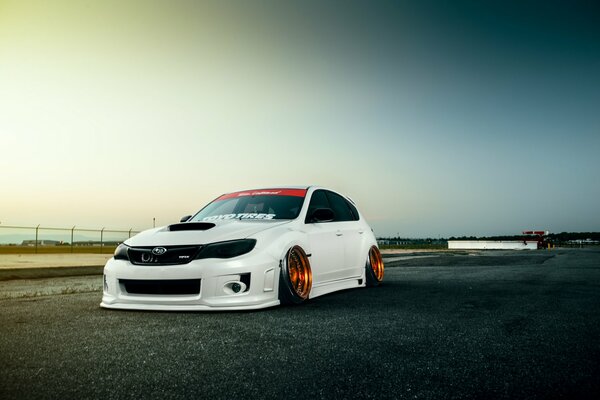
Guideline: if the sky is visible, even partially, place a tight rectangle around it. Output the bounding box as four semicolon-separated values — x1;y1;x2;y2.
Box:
1;0;599;238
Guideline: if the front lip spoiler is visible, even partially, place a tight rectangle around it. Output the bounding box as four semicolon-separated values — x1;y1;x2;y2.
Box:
99;300;280;311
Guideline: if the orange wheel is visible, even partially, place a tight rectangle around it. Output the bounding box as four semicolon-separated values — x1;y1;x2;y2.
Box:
366;246;384;286
279;246;312;304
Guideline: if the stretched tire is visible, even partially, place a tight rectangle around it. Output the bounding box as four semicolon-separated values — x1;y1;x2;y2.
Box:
366;246;384;286
279;246;312;305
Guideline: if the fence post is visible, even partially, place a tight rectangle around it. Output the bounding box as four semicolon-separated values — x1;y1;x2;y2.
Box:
71;226;75;253
35;224;40;254
100;227;105;254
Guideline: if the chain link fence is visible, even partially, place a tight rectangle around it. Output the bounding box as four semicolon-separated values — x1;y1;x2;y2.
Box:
0;225;141;254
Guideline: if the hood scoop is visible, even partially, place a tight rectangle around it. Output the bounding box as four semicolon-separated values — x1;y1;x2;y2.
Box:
167;222;216;232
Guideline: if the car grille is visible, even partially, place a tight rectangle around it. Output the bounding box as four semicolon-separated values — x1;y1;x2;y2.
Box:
128;245;202;265
120;279;201;295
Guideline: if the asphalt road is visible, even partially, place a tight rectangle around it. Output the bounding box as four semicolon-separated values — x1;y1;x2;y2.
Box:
1;249;599;400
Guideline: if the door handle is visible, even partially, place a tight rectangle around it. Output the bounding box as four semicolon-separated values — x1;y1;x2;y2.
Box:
336;231;343;236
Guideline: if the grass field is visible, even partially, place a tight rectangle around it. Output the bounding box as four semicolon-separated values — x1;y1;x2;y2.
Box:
0;245;117;255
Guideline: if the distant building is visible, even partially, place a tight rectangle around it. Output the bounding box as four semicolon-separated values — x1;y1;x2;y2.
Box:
21;239;63;246
377;239;410;246
566;239;600;245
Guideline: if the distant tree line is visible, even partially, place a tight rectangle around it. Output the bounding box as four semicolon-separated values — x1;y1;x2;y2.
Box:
545;232;600;243
377;237;447;245
378;232;600;245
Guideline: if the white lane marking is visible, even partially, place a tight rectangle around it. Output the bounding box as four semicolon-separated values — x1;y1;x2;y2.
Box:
383;255;440;263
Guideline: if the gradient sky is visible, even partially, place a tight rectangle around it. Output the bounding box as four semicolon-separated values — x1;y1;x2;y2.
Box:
1;0;599;237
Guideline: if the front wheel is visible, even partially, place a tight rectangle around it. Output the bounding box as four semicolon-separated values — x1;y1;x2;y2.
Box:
366;246;384;286
279;246;312;305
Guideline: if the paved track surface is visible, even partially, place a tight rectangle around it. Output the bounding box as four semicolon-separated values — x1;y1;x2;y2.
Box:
1;249;599;399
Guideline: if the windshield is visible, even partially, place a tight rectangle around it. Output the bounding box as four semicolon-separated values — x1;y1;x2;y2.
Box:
190;189;307;222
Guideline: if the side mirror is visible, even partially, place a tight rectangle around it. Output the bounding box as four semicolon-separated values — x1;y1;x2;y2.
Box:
180;215;192;223
309;208;335;223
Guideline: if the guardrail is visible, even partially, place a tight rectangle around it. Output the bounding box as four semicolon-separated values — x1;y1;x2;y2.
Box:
0;224;141;254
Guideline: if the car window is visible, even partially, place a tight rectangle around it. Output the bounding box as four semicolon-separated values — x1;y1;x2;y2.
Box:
241;201;267;214
326;191;357;222
345;198;360;220
305;190;331;223
191;189;307;221
199;199;236;216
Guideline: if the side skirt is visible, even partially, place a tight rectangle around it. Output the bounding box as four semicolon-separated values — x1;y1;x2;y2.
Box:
309;277;364;299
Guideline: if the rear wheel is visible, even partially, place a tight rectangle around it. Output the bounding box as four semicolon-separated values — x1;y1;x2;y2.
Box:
279;246;312;304
366;246;384;286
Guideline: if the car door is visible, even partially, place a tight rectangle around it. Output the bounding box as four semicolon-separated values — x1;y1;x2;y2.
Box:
304;190;346;283
325;191;364;279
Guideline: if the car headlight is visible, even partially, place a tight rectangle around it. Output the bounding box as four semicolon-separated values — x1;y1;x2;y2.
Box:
195;239;256;259
114;243;130;260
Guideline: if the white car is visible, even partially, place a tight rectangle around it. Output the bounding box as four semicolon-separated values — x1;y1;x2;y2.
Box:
101;186;384;311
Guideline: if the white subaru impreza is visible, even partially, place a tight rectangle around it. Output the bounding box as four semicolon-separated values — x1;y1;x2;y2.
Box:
101;186;384;311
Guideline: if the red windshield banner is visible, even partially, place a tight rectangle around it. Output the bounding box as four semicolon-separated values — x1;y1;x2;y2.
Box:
216;189;307;201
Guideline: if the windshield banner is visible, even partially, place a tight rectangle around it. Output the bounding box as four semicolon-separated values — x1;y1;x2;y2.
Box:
216;189;307;201
202;213;277;221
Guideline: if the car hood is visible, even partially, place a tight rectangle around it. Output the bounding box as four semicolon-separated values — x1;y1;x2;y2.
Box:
125;220;291;247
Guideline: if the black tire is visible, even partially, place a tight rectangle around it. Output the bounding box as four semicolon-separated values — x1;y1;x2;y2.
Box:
279;246;312;305
366;246;384;287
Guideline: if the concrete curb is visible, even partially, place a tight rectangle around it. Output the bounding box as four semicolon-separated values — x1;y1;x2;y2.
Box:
0;265;104;281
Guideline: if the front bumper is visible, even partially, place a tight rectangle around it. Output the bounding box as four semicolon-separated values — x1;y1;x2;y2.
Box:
100;251;281;311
